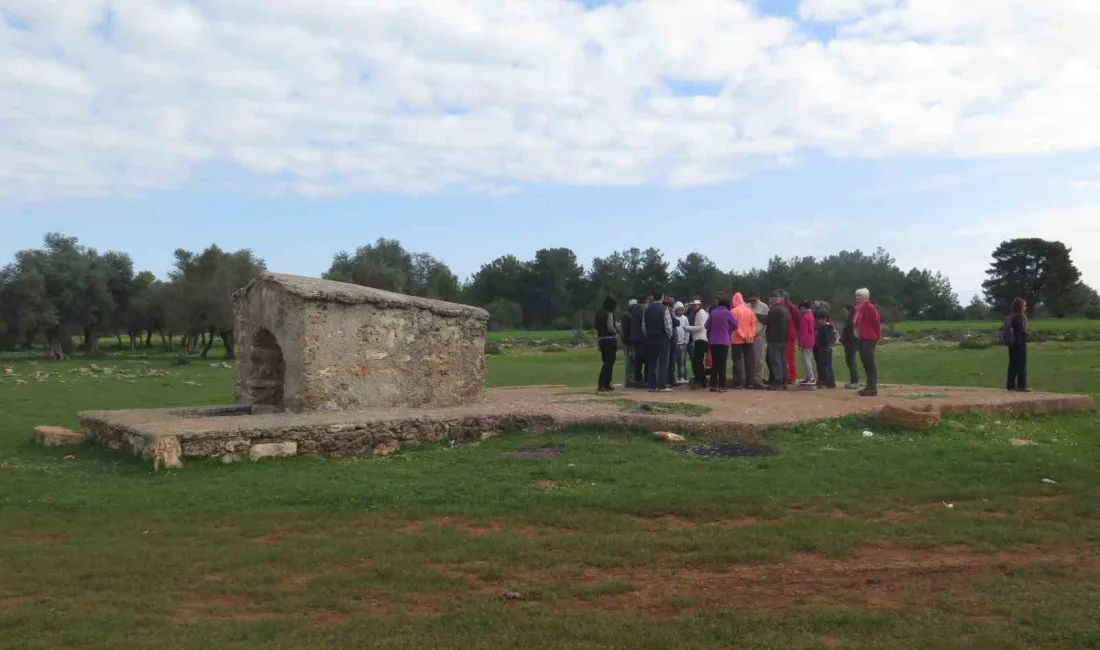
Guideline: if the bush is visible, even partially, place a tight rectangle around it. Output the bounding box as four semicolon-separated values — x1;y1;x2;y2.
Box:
484;341;502;356
1085;307;1100;321
549;317;573;331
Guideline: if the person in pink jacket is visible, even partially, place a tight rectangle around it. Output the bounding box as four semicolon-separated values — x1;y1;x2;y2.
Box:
730;292;760;389
798;301;817;386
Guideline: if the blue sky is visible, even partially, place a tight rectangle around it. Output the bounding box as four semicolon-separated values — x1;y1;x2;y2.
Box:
2;0;1099;300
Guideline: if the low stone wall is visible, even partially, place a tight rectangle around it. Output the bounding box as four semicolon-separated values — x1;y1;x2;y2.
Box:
79;409;559;465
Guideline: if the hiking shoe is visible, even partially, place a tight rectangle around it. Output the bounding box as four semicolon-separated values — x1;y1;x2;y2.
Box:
858;388;878;397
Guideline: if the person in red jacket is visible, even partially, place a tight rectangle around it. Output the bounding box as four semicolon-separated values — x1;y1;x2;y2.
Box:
784;294;799;385
852;287;882;396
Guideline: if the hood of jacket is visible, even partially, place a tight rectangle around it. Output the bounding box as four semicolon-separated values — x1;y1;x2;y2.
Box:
732;292;745;307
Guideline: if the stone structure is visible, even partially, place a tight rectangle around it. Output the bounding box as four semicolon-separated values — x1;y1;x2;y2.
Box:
232;273;489;412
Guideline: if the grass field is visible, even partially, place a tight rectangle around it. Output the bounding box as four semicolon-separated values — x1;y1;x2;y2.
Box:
2;341;1099;648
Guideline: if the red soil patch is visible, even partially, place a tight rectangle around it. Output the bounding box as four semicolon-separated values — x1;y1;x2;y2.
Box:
445;544;1094;618
0;596;30;610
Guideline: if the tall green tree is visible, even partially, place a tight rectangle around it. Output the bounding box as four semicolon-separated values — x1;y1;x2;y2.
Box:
168;245;265;358
324;238;413;293
670;253;725;302
526;248;585;329
982;239;1082;316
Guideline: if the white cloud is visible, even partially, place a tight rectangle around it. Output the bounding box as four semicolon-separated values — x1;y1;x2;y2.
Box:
950;202;1100;289
1;0;1100;199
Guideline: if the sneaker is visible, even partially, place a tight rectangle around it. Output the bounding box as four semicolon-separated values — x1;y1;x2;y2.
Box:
844;383;860;390
858;388;878;397
659;387;674;393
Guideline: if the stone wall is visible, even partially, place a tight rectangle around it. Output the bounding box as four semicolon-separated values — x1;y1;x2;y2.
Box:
233;273;489;412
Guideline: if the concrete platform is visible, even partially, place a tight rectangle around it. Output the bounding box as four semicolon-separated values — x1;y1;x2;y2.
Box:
78;385;1095;466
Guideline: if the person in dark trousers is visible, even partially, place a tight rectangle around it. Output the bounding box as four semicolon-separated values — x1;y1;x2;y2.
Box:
684;299;709;389
594;296;619;392
1006;297;1030;392
628;297;649;386
706;296;737;392
840;304;859;389
813;312;837;389
852;288;882;396
619;299;636;387
642;289;673;392
765;295;790;390
664;297;680;388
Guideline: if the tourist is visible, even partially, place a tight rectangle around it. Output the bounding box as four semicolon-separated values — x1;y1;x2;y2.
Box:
731;292;758;389
627;297;649;387
684;299;709;389
785;292;799;385
642;289;673;392
840;304;859;389
814;311;837;389
665;296;680;388
674;301;690;384
706;296;737;392
594;296;619;392
748;292;769;388
766;295;790;390
852;288;882;396
798;301;817;387
620;299;637;388
1005;297;1031;392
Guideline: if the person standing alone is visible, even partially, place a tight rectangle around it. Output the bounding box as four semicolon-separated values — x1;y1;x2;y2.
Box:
1004;298;1030;392
594;296;619;392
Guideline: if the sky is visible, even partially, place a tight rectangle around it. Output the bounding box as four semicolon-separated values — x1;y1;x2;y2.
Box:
2;0;1099;302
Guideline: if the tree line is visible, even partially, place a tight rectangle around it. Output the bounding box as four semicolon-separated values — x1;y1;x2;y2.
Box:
1;233;1096;358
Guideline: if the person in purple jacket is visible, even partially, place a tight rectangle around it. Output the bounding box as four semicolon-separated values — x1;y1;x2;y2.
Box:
706;296;737;392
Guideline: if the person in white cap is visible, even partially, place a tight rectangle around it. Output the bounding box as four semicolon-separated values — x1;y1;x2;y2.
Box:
683;299;709;388
673;301;690;383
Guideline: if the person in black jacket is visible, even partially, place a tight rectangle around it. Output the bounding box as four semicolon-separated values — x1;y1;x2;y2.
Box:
840;305;859;389
594;296;619;392
765;295;790;390
1006;297;1030;392
627;297;649;386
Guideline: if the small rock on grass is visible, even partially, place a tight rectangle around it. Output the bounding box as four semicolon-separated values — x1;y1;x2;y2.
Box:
1011;438;1036;446
653;431;686;442
32;426;86;447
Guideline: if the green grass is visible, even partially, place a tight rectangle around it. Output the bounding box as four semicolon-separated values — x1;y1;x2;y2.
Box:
892;318;1100;332
2;342;1099;648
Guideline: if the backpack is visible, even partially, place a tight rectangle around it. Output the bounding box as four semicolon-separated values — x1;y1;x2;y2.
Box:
999;315;1015;346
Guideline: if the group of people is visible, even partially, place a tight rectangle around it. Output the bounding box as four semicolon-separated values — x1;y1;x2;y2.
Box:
594;288;883;395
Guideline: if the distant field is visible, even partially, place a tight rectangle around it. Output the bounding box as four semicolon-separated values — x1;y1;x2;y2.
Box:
487;330;577;341
893;319;1100;332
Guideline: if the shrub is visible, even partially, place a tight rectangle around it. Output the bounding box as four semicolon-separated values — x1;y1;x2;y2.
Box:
484;341;502;356
1085;307;1100;321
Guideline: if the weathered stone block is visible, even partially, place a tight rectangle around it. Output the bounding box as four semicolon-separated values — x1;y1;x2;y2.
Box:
232;273;489;413
250;442;298;461
32;426;85;447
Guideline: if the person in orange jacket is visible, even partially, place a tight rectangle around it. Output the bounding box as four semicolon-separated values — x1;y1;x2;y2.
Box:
730;292;760;388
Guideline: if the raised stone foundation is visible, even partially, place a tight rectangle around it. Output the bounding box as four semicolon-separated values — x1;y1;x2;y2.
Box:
78;385;1095;467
